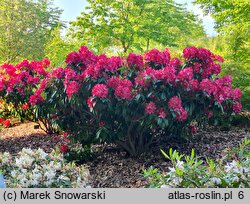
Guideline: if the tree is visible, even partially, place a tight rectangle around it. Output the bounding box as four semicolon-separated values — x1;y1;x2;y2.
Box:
44;26;79;67
69;0;205;54
194;0;249;62
0;0;63;63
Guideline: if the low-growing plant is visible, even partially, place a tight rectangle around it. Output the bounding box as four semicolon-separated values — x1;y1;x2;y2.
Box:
144;139;250;188
0;148;90;188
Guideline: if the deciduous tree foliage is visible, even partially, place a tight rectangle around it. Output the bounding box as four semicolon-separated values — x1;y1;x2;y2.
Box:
45;26;79;67
194;0;249;63
0;0;62;63
70;0;205;53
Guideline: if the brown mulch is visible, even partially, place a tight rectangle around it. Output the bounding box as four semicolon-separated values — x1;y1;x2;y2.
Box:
0;122;59;154
0;122;249;187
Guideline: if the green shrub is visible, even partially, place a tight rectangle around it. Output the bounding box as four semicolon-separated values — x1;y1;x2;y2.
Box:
144;140;250;188
0;148;90;188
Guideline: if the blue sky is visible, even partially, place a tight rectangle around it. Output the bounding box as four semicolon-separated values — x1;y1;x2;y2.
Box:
53;0;217;36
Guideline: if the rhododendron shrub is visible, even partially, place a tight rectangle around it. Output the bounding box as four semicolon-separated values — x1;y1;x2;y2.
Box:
0;59;58;133
41;46;242;156
0;59;50;122
1;46;242;156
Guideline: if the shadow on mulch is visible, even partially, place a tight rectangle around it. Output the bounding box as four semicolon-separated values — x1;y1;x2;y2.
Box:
0;133;59;154
86;127;249;187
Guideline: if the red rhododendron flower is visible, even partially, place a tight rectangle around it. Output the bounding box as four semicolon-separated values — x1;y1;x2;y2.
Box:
64;68;77;81
193;63;202;74
152;66;176;84
0;118;3;123
168;96;182;110
232;102;242;113
65;81;81;98
16;59;29;69
144;48;170;65
183;46;197;59
60;144;69;153
127;53;144;69
214;86;231;103
145;102;157;114
158;108;167;118
42;58;50;67
231;88;242;100
78;46;98;66
92;84;108;98
189;79;199;92
52;67;65;79
114;86;132;100
29;94;44;106
199;79;217;96
169;58;182;69
2;119;11;127
212;54;224;63
0;79;5;91
65;51;81;64
197;48;212;61
107;77;123;89
2;64;16;76
177;67;193;82
176;108;188;122
22;103;29;110
109;56;123;72
221;75;232;87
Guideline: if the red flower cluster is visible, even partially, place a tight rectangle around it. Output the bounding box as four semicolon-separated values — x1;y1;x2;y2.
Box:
127;53;144;69
92;84;108;98
60;144;69;153
145;102;157;114
158;108;167;119
183;47;222;78
0;59;50;109
65;81;81;98
168;96;188;122
1;119;11;128
232;102;242;113
22;103;29;110
144;48;171;65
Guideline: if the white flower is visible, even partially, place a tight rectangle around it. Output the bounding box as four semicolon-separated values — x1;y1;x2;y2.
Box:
15;156;34;168
225;160;238;173
176;160;184;170
171;176;182;186
10;170;17;177
31;172;42;182
44;180;53;187
1;152;11;164
36;148;48;159
59;175;70;181
168;167;176;173
44;170;56;180
232;176;239;183
211;177;221;185
243;167;249;173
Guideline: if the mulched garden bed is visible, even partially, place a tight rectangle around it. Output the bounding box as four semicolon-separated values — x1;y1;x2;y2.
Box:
0;122;249;187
